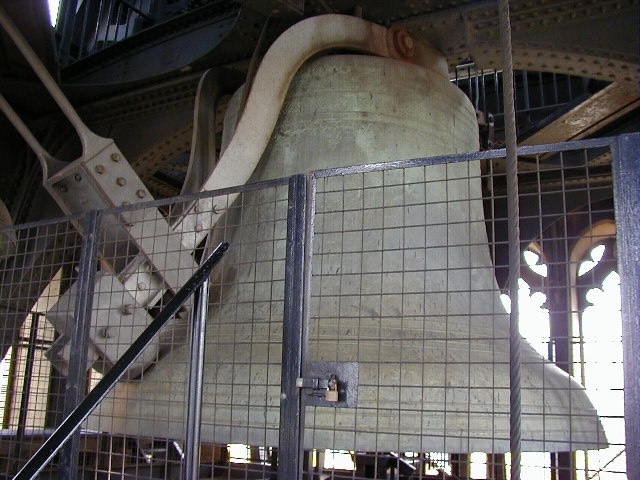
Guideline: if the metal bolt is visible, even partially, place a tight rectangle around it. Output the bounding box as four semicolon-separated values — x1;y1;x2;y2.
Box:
99;327;115;339
137;282;147;290
74;173;82;182
402;35;414;51
136;189;146;199
121;304;134;315
390;28;415;58
58;184;68;193
95;164;105;174
111;153;120;162
116;177;127;186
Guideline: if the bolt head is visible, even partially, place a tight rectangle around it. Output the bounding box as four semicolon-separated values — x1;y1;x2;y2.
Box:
116;177;127;186
121;304;134;315
99;327;115;339
95;164;105;174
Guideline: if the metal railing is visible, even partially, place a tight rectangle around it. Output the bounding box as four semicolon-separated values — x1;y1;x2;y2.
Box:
0;135;637;479
453;63;593;147
56;0;187;65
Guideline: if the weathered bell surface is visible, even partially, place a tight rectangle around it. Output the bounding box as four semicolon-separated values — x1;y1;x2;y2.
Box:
91;54;607;453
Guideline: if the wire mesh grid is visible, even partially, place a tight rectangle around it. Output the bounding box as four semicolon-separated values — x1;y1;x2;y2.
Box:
303;142;623;479
0;137;634;480
0;216;82;477
72;180;289;479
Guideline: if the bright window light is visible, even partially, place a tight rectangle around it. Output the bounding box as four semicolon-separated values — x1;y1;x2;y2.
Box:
575;270;625;479
48;0;60;26
500;278;550;358
523;249;548;277
578;244;605;276
228;444;250;463
323;450;355;470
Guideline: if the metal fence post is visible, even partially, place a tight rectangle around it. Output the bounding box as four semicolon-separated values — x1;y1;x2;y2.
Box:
278;174;308;479
58;209;100;480
612;132;640;480
183;278;210;480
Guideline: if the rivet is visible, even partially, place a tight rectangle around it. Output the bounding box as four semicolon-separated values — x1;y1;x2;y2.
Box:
137;282;147;290
136;189;146;199
116;177;127;186
74;173;82;182
111;153;121;162
58;184;68;193
121;304;134;315
99;327;115;339
95;164;105;174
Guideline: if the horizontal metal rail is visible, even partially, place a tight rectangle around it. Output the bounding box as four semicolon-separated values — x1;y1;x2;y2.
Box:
13;241;229;480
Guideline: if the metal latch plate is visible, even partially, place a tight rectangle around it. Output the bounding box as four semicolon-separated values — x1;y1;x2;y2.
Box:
300;361;358;408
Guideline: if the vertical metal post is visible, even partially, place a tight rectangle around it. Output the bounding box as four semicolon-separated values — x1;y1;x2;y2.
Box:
612;133;640;480
183;278;210;480
13;313;41;470
58;210;100;480
278;174;308;479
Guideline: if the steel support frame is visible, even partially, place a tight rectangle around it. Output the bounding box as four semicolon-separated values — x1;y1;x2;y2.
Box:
612;133;639;480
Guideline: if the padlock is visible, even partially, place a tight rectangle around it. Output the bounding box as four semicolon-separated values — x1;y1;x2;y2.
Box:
325;374;339;402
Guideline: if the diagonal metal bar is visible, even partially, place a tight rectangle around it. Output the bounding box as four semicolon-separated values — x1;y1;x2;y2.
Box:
14;242;229;480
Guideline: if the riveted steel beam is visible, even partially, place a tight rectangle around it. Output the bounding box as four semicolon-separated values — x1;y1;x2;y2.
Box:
520;82;640;146
396;0;639;84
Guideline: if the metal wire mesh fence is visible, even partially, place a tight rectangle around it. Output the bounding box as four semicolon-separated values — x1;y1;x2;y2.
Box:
0;135;636;479
303;139;625;479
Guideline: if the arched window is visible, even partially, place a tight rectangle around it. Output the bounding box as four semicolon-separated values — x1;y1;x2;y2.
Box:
570;224;625;479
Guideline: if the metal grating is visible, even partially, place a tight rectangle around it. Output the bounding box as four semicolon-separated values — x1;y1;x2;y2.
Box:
0;216;83;477
0;135;636;479
302;139;627;479
453;63;592;147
